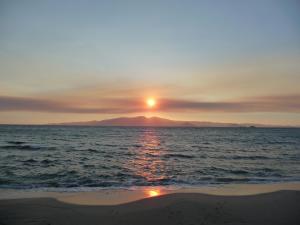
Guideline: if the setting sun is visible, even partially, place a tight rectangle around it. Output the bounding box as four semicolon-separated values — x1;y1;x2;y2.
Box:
146;98;156;108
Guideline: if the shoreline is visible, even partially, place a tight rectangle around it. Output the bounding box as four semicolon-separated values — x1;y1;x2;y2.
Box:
1;181;300;205
1;190;299;225
1;182;300;224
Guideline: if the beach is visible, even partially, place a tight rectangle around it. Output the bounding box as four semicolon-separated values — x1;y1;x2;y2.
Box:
1;183;300;225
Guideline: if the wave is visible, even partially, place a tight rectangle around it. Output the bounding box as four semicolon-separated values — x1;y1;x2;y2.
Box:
215;177;250;182
86;148;99;153
267;141;297;145
232;155;271;160
7;141;26;145
163;153;195;159
207;167;250;175
0;144;56;151
21;158;57;165
132;144;142;148
41;159;54;164
210;155;272;160
23;159;38;163
83;164;95;168
103;144;118;147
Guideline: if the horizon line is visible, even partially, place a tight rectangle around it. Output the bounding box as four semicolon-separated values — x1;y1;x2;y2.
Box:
0;115;299;128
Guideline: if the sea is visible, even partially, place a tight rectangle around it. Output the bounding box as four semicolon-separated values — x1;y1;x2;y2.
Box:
0;125;299;191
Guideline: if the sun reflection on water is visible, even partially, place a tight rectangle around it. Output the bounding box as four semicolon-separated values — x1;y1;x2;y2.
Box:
128;128;168;184
148;190;158;197
147;189;161;197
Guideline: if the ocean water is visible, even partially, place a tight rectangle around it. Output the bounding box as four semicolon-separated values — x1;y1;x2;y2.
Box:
0;125;299;190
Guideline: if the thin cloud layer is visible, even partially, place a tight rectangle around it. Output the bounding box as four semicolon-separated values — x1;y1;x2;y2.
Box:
0;95;299;114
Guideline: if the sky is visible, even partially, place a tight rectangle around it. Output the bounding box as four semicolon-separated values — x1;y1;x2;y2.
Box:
0;0;300;125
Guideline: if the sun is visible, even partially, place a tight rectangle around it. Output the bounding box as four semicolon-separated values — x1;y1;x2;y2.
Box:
146;98;156;108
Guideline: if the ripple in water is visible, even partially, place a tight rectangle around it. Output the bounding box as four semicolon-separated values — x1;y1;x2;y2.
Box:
0;126;299;189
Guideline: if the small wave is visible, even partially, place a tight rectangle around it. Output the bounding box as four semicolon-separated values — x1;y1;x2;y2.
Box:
19;145;41;150
163;153;195;159
132;144;142;148
23;159;38;163
208;167;250;175
0;178;14;185
7;141;26;145
39;173;63;179
268;141;296;145
41;159;54;164
115;172;128;178
231;170;249;175
122;152;134;156
76;148;106;153
145;153;159;157
262;168;276;172
103;144;118;147
255;172;283;177
0;144;56;151
146;178;172;185
3;145;41;150
232;155;270;160
254;168;283;177
86;148;98;153
215;177;250;182
83;164;95;168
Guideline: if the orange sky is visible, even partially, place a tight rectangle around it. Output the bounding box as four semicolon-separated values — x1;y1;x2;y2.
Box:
1;1;300;125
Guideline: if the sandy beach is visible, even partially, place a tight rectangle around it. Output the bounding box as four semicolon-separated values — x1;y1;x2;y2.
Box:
1;183;300;225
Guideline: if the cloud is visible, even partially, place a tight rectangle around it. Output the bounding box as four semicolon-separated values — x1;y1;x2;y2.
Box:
0;95;299;114
158;96;300;112
0;96;139;114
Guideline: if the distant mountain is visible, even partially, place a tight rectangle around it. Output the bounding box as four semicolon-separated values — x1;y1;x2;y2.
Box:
49;116;278;127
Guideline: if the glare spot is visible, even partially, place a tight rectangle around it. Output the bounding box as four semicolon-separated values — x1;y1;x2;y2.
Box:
146;98;156;108
148;190;159;197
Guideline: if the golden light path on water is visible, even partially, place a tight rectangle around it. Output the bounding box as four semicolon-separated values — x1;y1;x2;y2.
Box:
127;128;167;198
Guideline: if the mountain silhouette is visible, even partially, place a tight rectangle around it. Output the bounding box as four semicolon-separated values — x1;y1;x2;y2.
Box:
49;116;276;127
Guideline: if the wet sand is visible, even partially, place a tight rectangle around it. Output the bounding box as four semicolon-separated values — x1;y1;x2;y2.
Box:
0;183;300;225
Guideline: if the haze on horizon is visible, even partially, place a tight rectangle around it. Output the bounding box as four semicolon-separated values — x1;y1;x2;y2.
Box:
0;0;300;125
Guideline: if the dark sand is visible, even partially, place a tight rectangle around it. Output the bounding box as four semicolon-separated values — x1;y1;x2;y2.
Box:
0;190;299;225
